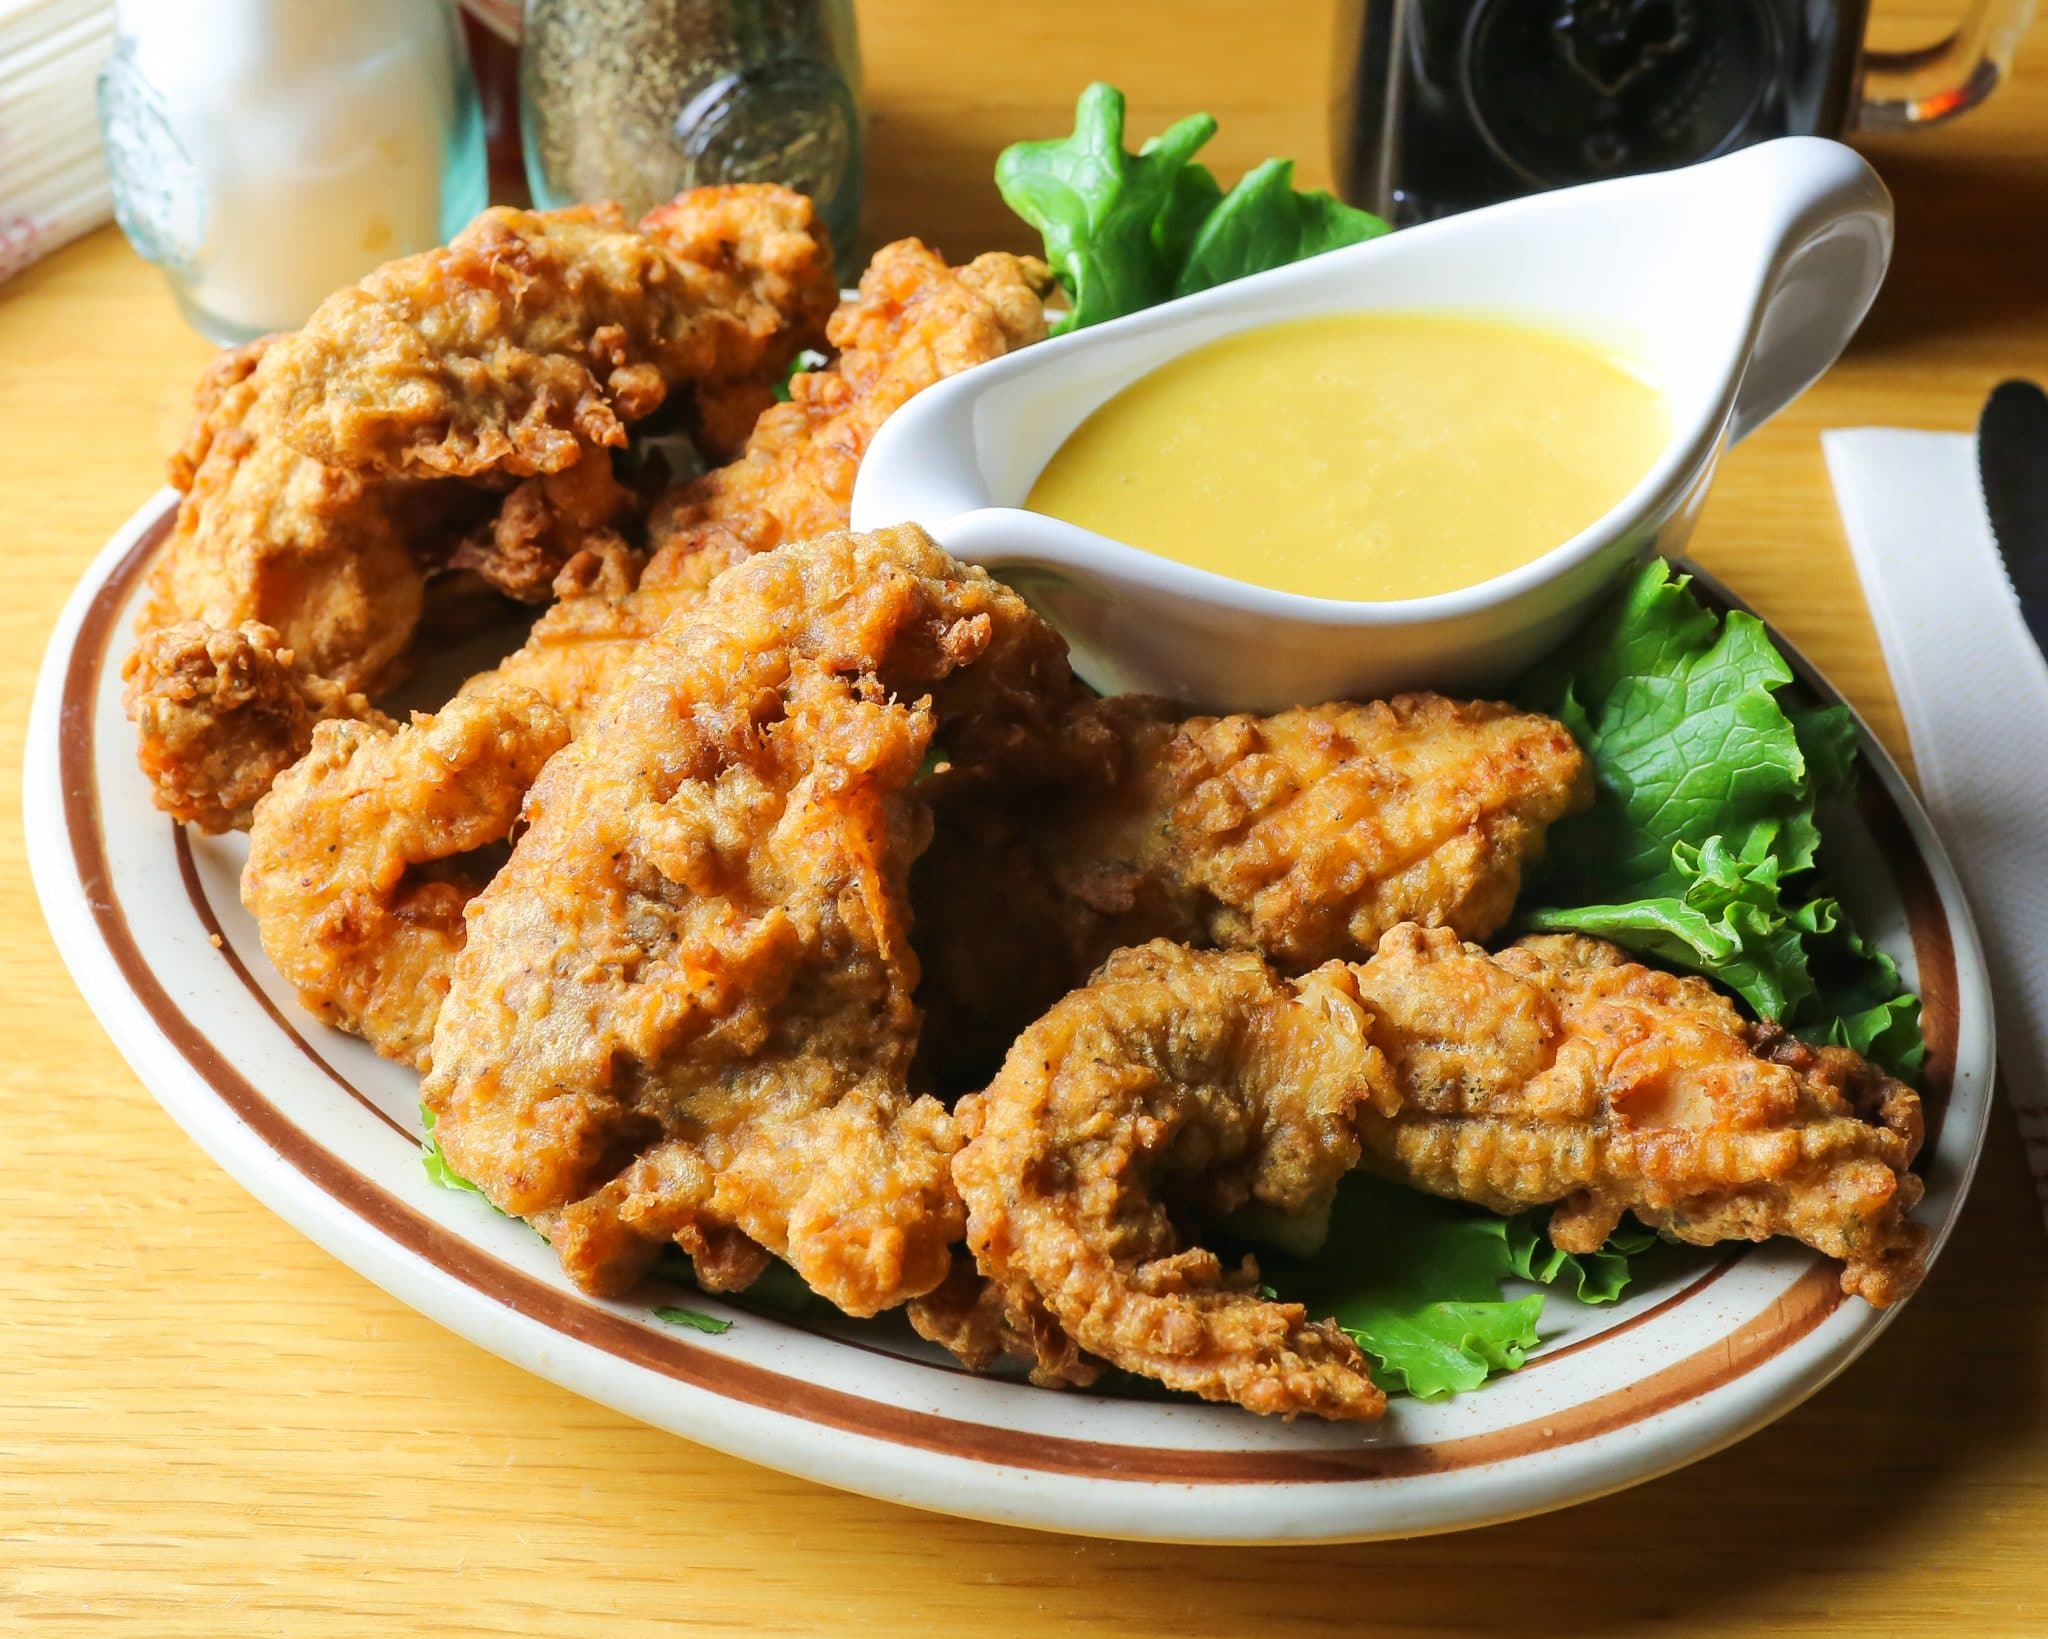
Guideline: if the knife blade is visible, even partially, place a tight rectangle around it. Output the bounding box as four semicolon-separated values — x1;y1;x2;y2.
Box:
1977;378;2048;659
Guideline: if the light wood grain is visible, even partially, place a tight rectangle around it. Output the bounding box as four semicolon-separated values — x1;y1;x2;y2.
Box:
4;4;2047;1633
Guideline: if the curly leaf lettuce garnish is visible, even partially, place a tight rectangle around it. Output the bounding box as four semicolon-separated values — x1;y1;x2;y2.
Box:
1518;560;1924;1078
996;83;1389;332
1266;1180;1651;1401
653;1305;732;1336
420;1103;483;1195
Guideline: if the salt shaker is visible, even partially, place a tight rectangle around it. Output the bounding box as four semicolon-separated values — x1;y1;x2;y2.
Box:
98;0;488;342
522;0;862;270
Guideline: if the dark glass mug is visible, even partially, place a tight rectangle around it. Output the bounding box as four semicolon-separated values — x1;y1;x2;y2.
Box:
1333;0;2035;222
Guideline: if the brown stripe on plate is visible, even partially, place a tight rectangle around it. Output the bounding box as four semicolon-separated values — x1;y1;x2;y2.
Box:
66;520;1949;1485
172;826;417;1147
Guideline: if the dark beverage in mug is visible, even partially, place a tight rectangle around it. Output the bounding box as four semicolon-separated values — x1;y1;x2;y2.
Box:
1332;0;2032;222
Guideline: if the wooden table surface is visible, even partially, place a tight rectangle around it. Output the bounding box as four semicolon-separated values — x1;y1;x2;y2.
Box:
5;3;2047;1632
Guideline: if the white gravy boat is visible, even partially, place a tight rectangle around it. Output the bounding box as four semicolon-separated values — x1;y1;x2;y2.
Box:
850;137;1891;710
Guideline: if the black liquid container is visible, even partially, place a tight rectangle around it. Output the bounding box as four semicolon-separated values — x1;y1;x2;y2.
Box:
1333;0;1873;222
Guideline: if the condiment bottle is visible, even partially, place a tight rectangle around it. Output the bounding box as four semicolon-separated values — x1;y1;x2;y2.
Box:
521;0;862;270
459;0;529;201
98;0;488;342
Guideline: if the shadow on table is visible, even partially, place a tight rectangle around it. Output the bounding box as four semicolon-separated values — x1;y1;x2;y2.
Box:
1851;145;2048;357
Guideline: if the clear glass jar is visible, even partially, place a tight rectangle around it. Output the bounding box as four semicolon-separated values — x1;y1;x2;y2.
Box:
521;0;862;271
98;0;487;343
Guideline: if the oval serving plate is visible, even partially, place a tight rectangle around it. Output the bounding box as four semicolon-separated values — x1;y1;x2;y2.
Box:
26;493;1994;1545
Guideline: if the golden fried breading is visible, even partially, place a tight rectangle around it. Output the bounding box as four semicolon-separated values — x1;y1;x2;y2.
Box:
266;187;837;480
936;928;1927;1411
916;693;1591;1086
125;337;467;831
241;692;570;1068
421;526;1081;1312
644;239;1052;572
144;336;462;684
904;1255;1106;1388
687;376;781;464
125;621;395;833
446;442;644;602
456;238;1055;736
126;188;836;834
949;941;1397;1421
1353;925;1928;1305
232;239;1058;1055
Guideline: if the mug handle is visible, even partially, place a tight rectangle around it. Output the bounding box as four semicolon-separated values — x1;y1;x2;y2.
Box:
1855;0;2038;129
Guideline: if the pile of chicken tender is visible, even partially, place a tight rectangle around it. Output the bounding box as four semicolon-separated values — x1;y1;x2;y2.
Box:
124;187;1927;1423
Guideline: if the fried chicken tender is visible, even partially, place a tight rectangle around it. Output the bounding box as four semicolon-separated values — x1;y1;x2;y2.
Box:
1352;925;1929;1305
126;187;836;833
446;442;644;601
905;1255;1106;1389
125;619;394;834
916;693;1591;1086
421;525;1081;1312
241;692;570;1067
266;187;836;480
936;928;1926;1409
124;337;473;830
454;237;1053;732
238;240;1056;1056
645;238;1053;570
947;941;1398;1420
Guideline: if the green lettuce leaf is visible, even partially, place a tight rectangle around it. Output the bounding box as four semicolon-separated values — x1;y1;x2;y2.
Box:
1790;702;1860;800
995;84;1217;332
1812;918;1927;1077
996;83;1387;332
1522;833;1832;1021
653;1250;835;1321
1505;1214;1656;1304
1519;560;1925;1080
1266;1178;1646;1401
653;1305;733;1336
419;1103;483;1196
1520;569;1816;894
1173;157;1391;297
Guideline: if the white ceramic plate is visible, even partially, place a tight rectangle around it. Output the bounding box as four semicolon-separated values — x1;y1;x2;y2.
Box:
27;493;1994;1544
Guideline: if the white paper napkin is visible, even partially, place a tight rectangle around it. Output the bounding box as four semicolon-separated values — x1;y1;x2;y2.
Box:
0;0;114;281
1824;426;2048;1230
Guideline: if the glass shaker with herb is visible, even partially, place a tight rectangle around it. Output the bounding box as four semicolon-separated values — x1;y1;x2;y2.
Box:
521;0;862;270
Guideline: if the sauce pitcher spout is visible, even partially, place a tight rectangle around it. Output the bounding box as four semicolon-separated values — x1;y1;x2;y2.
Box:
1694;139;1893;444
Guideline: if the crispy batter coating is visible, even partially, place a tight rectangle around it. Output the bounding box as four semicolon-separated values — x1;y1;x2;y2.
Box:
421;526;1081;1311
916;693;1591;1087
949;941;1398;1420
266;187;836;479
126;189;832;834
645;239;1052;572
124;620;394;833
1352;925;1929;1305
234;239;1056;1054
687;376;781;464
457;238;1054;736
144;336;463;681
446;442;644;602
937;927;1927;1409
241;692;570;1068
904;1255;1106;1388
124;337;470;831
